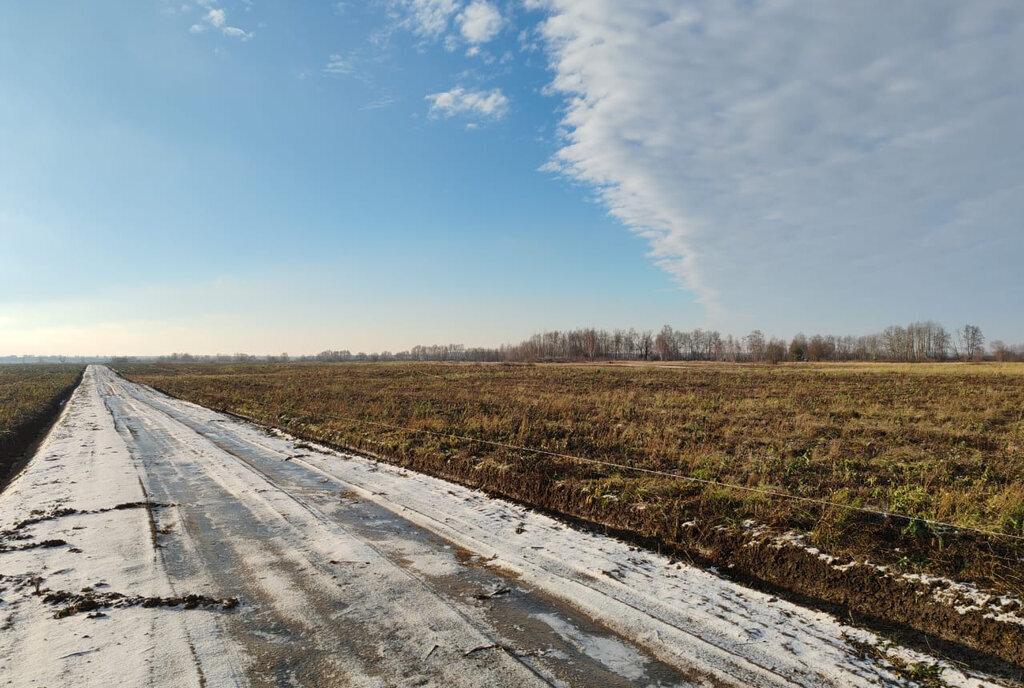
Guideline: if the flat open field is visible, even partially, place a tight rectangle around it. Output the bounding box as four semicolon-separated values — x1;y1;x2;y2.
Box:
0;364;84;488
121;361;1024;665
121;362;1024;584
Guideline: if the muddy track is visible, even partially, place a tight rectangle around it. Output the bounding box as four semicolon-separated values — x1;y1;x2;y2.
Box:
101;368;707;686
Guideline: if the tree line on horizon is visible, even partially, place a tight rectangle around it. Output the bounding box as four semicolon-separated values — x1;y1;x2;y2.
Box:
146;321;1023;365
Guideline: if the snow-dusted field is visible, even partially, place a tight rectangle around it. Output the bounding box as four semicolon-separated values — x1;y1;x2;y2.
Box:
0;366;1011;686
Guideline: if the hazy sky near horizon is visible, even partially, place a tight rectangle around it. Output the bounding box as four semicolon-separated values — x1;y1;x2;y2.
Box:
1;1;1022;355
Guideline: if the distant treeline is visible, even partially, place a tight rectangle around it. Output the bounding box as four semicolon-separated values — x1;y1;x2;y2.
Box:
144;321;1024;365
0;356;108;365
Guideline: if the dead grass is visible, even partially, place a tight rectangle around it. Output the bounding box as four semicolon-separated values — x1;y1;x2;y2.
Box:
121;360;1024;594
0;365;84;488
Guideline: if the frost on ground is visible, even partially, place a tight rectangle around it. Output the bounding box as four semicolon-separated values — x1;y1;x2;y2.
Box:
752;525;1024;630
0;366;1016;687
0;367;243;687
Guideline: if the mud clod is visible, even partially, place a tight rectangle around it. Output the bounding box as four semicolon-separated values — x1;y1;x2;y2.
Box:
42;588;240;619
0;538;68;553
111;501;174;511
14;508;78;530
9;501;175;531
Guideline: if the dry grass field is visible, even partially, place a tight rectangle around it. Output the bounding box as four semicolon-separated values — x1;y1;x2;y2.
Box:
0;365;84;488
122;361;1024;594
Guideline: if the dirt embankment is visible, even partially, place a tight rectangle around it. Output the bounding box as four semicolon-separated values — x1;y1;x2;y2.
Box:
0;369;84;492
714;527;1024;675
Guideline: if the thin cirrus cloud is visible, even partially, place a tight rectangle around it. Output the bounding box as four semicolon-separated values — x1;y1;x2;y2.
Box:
426;86;509;122
393;0;460;39
530;0;1024;321
323;54;355;75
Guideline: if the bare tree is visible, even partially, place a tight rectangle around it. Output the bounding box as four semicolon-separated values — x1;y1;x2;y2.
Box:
990;340;1011;362
583;329;599;360
957;325;985;361
654;325;677;361
724;334;738;362
806;335;835;362
744;330;766;362
765;338;787;364
710;331;724;361
638;330;654;360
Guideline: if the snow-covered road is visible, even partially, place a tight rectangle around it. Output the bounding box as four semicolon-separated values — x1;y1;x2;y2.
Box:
0;366;1008;687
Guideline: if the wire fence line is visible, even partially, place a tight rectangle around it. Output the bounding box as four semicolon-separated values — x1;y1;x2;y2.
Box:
322;413;1024;544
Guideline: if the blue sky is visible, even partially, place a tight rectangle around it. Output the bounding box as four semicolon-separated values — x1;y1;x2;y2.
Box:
1;1;1022;355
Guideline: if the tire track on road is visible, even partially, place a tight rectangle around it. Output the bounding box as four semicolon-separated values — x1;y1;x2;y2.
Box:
104;368;694;687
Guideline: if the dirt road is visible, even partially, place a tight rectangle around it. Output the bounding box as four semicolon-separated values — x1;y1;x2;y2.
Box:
0;366;1005;686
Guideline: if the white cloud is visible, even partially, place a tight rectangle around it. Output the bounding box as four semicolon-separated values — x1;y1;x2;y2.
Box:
206;8;226;27
188;5;252;40
222;26;253;40
426;86;509;120
324;54;355;75
531;1;1024;318
393;0;461;39
458;1;502;44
